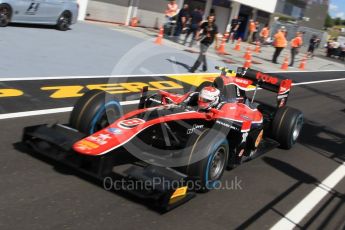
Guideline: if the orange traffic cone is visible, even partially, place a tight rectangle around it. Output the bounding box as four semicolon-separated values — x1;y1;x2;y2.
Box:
299;54;307;70
254;41;261;53
155;26;164;45
243;46;252;60
233;38;241;51
224;32;230;41
243;59;251;68
217;36;228;55
130;17;139;27
281;56;289;70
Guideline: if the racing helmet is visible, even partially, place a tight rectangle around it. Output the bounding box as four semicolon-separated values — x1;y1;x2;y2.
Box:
198;86;220;110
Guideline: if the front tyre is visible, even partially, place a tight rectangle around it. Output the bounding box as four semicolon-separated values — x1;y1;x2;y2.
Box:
271;106;303;149
56;11;72;31
186;130;229;192
69;89;123;135
0;4;11;27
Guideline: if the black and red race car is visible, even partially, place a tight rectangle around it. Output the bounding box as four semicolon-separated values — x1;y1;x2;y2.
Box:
21;67;303;211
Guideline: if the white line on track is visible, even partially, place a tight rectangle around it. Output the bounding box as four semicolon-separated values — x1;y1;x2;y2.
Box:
293;77;345;85
0;73;217;81
0;107;73;120
1;70;344;81
268;69;345;73
271;162;345;229
0;100;139;120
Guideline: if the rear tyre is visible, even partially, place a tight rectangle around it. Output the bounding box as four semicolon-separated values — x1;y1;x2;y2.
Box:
186;130;229;192
195;81;212;92
69;89;123;134
0;4;11;27
213;77;225;92
271;106;303;149
57;11;71;31
213;77;237;100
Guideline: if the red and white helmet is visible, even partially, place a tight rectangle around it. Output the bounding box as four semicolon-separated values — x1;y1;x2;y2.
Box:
198;86;220;109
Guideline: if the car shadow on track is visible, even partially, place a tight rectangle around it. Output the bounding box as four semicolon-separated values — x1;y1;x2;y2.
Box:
299;119;345;163
235;118;345;229
235;157;345;229
298;84;345;105
235;157;317;229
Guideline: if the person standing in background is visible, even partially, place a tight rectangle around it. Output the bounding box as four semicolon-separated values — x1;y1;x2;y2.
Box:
165;0;179;22
289;31;303;67
174;4;189;38
227;16;241;43
331;39;340;57
183;8;203;47
326;38;334;57
247;19;256;43
252;21;259;42
307;34;320;58
339;43;345;61
272;27;287;64
190;15;218;73
259;23;270;44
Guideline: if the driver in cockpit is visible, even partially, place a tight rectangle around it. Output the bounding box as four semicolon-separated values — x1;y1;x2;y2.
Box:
182;86;221;111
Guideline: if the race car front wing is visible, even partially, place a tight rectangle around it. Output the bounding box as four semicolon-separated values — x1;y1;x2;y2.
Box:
21;124;195;212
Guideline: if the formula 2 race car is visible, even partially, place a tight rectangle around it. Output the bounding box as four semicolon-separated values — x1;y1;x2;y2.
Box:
21;67;303;211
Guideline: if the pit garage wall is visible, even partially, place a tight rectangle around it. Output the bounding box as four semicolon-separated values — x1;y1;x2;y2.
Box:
233;0;276;14
84;0;183;28
82;0;275;31
137;0;167;28
85;0;130;24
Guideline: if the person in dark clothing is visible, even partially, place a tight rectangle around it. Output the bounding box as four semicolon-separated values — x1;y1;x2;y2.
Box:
190;15;218;73
340;45;345;61
227;17;241;43
307;34;319;58
174;4;189;37
327;40;335;57
183;8;203;47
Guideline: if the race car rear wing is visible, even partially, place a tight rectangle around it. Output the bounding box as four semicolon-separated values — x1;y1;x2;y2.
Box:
236;67;293;108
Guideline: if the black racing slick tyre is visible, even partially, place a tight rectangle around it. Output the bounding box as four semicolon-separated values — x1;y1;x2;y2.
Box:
56;11;71;31
213;77;237;100
213;77;224;90
195;81;212;92
0;4;11;27
69;89;123;135
271;106;303;149
186;129;229;192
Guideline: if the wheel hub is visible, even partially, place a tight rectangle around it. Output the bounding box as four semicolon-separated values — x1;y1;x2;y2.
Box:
292;117;303;141
209;147;226;180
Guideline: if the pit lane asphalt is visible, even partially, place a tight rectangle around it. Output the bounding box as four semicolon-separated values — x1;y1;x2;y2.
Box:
0;22;227;78
0;73;344;229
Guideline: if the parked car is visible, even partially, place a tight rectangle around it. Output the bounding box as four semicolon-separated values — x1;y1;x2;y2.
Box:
0;0;78;30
